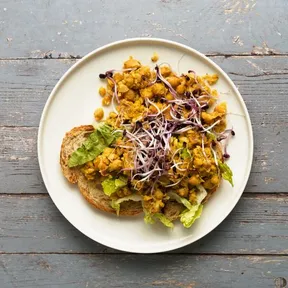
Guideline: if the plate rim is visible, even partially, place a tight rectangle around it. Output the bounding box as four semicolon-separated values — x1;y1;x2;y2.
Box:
38;37;254;253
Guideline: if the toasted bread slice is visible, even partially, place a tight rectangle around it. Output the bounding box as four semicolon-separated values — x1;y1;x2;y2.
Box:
60;125;142;216
60;125;95;184
77;174;142;216
163;201;185;221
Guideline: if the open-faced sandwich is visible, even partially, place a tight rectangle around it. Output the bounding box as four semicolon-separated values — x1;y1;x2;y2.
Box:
60;55;234;228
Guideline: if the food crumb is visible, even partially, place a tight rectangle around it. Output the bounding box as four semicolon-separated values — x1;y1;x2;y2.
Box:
99;87;106;97
151;52;159;62
94;108;104;121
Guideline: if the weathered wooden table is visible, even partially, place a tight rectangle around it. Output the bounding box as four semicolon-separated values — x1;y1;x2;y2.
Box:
1;1;288;287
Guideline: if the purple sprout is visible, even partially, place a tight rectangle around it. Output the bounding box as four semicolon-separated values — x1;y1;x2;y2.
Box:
102;66;236;191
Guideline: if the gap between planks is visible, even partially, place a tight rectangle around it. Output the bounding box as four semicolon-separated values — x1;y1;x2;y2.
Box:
0;252;287;257
1;53;288;61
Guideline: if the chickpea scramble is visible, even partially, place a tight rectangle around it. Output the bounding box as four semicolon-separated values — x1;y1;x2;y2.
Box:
68;56;234;228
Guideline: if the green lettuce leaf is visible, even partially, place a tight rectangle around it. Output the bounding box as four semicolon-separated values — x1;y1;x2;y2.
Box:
154;213;174;228
181;148;192;159
169;185;207;228
101;176;128;196
144;210;173;228
111;194;142;216
206;131;216;141
219;160;234;187
180;204;203;228
98;123;122;145
167;192;193;210
196;185;208;203
68;124;120;168
144;210;155;224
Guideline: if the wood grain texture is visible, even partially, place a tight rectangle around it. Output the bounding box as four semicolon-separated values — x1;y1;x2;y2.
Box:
0;57;287;193
1;254;288;288
0;127;45;194
0;0;287;57
0;59;76;127
0;194;287;254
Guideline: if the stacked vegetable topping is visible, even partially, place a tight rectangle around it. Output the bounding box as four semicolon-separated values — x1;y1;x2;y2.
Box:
67;56;234;228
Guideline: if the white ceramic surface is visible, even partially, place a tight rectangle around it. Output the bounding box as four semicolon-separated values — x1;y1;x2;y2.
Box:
38;38;253;253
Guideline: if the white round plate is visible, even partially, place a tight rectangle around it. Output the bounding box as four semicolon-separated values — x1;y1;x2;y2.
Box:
38;38;253;253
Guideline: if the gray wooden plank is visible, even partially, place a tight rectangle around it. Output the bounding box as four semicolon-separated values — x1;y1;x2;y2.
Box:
0;127;45;194
0;195;287;254
214;56;288;193
0;59;76;127
1;254;288;288
0;0;287;57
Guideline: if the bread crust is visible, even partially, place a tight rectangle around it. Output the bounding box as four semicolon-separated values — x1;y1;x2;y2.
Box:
77;174;142;216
